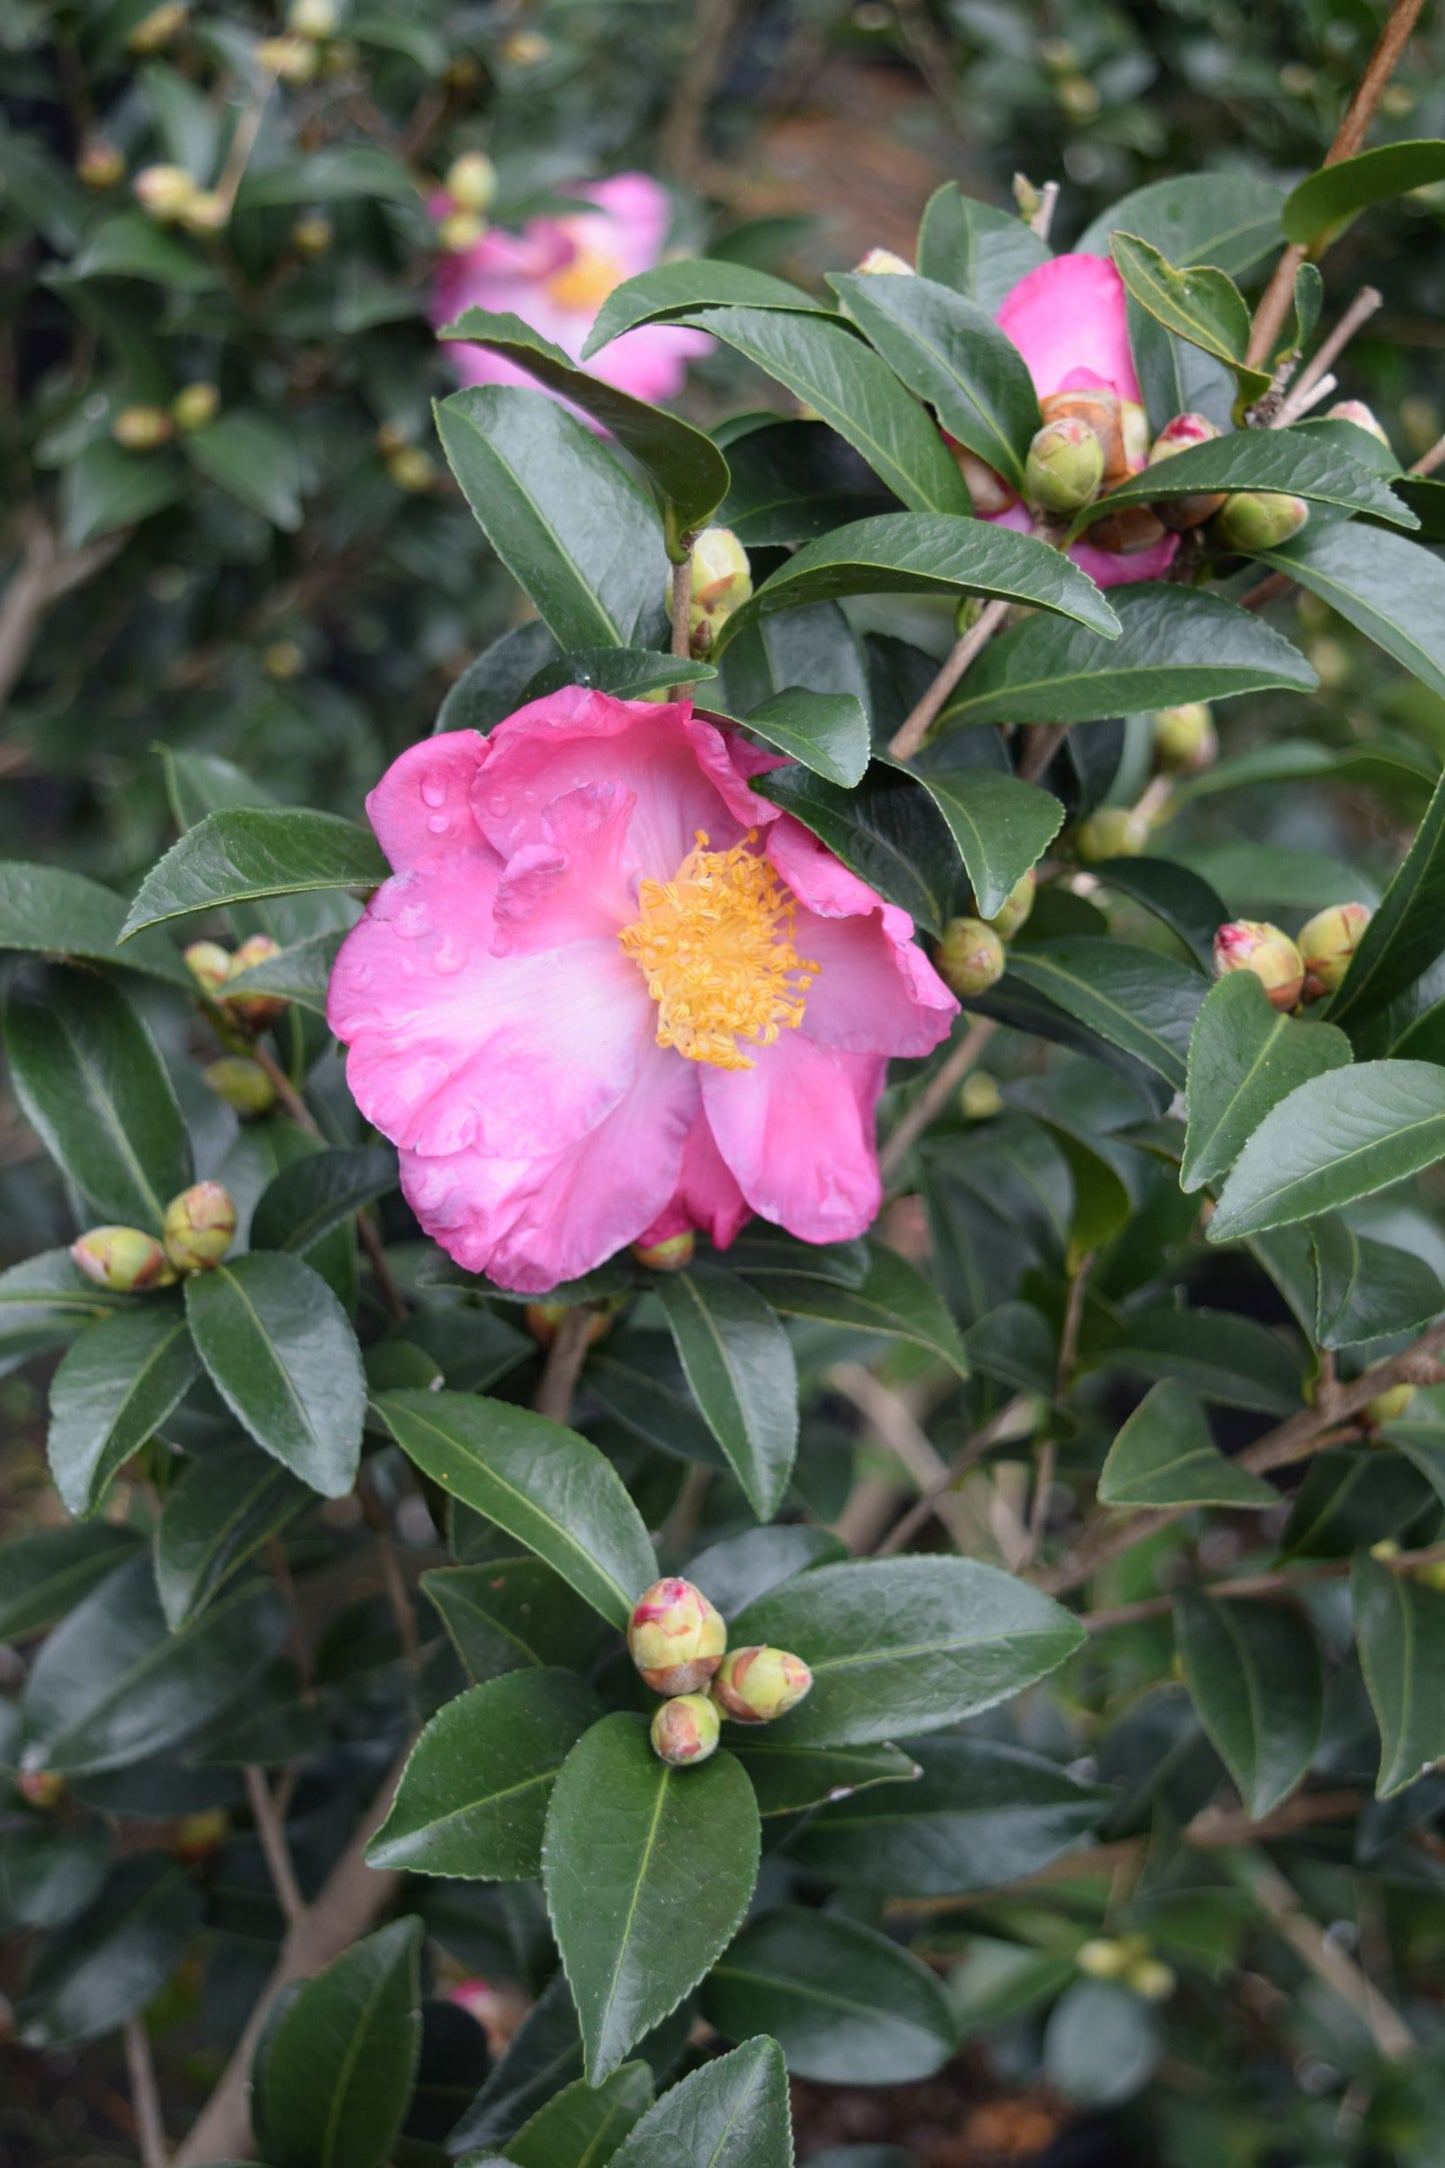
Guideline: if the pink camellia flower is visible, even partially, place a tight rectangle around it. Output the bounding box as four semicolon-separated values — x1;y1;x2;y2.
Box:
987;253;1179;589
327;690;958;1293
431;172;710;407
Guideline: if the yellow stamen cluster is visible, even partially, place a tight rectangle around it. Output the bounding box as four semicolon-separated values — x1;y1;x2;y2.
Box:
620;831;817;1071
546;240;626;314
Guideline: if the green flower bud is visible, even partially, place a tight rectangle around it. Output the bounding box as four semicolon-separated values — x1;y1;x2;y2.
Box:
1297;900;1371;998
389;446;438;493
445;152;499;214
1153;701;1217;776
224;935;287;1026
960;1070;1003;1120
685;527;752;657
713;1645;813;1724
1366;1381;1415;1427
1212;492;1310;554
204;1056;279;1116
987;868;1036;940
1075;806;1149;863
1025;417;1105;515
954;595;984;637
173;1807;230;1859
1127;1957;1176;2002
258;33;320;82
1413;1558;1445;1593
1148;411;1225;529
1212;920;1304;1012
163;1182;237;1273
172;382;220;434
853;247;913;275
112;405;174;452
1057;72;1101;119
184;941;232;996
78;140;125;190
650;1692;721;1766
628;1578;727;1696
1076;1937;1130;1980
935;917;1005;997
128;1;188;52
630;1230;695;1272
288;0;338;34
291;214;333;256
17;1769;65;1810
437;208;487;254
1039;387;1145;491
524;1301;614;1349
178;189;228;236
1325;398;1391;450
70;1226;176;1292
133;163;198;222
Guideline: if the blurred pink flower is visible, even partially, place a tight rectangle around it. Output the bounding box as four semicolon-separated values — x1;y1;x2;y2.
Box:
328;689;957;1293
990;253;1178;588
432;172;710;407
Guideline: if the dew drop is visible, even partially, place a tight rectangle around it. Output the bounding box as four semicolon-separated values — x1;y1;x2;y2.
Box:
433;933;466;975
426;812;450;835
420;775;447;807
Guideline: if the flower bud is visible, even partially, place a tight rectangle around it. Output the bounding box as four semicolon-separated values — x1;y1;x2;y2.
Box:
1127;1957;1176;2002
263;639;305;680
1413;1559;1445;1593
1366;1381;1415;1427
685;527;752;657
713;1645;813;1724
1212;920;1304;1012
388;446;438;493
650;1693;721;1766
184;940;233;997
627;1578;727;1696
179;189;229;237
1024;417;1105;515
524;1301;614;1350
204;1056;279;1116
1212;492;1309;554
935;917;1005;997
288;0;338;34
128;1;188;52
1326;398;1390;450
961;1070;1003;1120
78;139;125;190
71;1226;176;1292
134;163;198;222
1297;900;1370;998
1148;411;1225;529
986;868;1036;941
445;153;498;214
1057;72;1101;119
173;1808;229;1860
631;1231;695;1272
258;33;319;82
1076;1938;1130;1980
1153;701;1217;776
1075;806;1149;863
1039;388;1147;490
291;213;333;256
499;29;551;66
163;1182;237;1273
224;935;287;1026
1089;506;1169;556
954;595;983;637
437;208;487;254
17;1770;65;1811
112;405;174;452
854;247;913;275
951;447;1018;515
172;382;219;434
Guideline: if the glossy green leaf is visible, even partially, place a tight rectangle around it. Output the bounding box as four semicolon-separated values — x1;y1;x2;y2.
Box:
909;764;1064;920
423;1559;611;1683
436;385;668;647
5;966;193;1231
754;761;958;935
740;1237;970;1379
236;143;418;208
787;1735;1108;1893
368;1670;601;1878
522;647;717;705
1110;232;1269;402
60;438;189;547
1312;1219;1443;1349
1077;173;1286;276
1044;1980;1162;2109
1352;1550;1445;1798
1324;764;1445;1031
687;1521;848;1616
1183;970;1354;1192
732;1739;919;1819
67;208;218;290
377;1390;657;1628
544;1713;761;2081
185;1252;365;1497
506;2063;653;2168
250;1145;397;1255
153;1441;310;1629
47;1305;200;1517
606;2039;791;2168
15;1858;201;2048
0;1824;109;1931
448;1974;586;2155
0;861;193;988
704;1908;957;2083
916;183;1050;303
1075;421;1414;535
655;1267;797;1521
1006;941;1204;1090
1175;1591;1323;1817
715;687;870;787
1283;140;1445;245
1210;1061;1445;1242
0;1249;141;1366
441;308;728;547
1098;1379;1277;1509
716;419;899;545
1259;520;1445;704
19;1554;285;1776
0;1523;139;1642
730;1557;1085;1747
584;261;827;354
121;806;386;938
217;925;346;1016
1095;1306;1304;1414
183;410;304;530
939;585;1316;731
254;1919;422;2168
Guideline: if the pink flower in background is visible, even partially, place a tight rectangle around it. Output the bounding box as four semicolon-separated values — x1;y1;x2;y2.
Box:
328;689;957;1293
990;253;1178;588
432;173;710;407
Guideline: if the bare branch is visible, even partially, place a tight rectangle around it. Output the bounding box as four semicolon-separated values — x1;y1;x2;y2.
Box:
122;2016;169;2168
888;597;1010;761
879;1016;998;1178
244;1764;305;1926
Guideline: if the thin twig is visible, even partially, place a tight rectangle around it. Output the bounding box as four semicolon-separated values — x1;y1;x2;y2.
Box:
122;2016;168;2168
830;1363;976;1553
244;1764;305;1925
1018;723;1068;785
669;549;694;668
888;597;1010;761
874;1395;1031;1556
1228;1847;1414;2061
0;516;126;714
665;1464;712;1554
1023;1257;1093;1568
880;1016;998;1178
1275;287;1382;423
1083;1539;1445;1632
533;1305;594;1425
267;1532;312;1696
213;67;276;217
1028;180;1060;242
1409;431;1445;478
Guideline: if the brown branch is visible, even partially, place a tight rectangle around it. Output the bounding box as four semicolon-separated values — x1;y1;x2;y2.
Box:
1409;431;1445;479
0;515;126;715
1022;1258;1093;1569
1018;724;1068;784
1083;1539;1445;1632
1229;1846;1414;2060
669;550;694;667
875;1394;1032;1557
879;1016;998;1178
660;0;747;181
888;598;1010;762
1275;286;1382;423
244;1764;305;1926
830;1362;977;1554
122;2016;168;2168
533;1305;595;1425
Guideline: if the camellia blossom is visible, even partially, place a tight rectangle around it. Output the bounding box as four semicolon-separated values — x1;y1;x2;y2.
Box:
990;252;1178;589
431;172;710;407
327;689;958;1293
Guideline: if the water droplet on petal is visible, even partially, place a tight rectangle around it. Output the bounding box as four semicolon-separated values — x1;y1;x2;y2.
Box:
433;934;466;974
420;776;447;807
426;812;450;834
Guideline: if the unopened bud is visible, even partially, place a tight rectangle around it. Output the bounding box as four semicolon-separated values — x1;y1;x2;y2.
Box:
257;33;319;82
1058;73;1101;119
961;1070;1003;1120
1025;417;1105;514
1153;701;1217;775
287;0;338;35
935;917;1005;997
173;1808;229;1859
437;208;487;254
71;1226;176;1292
1414;1559;1445;1593
78;140;124;190
1089;506;1169;555
204;1057;278;1116
1212;920;1304;1012
686;526;752;657
263;639;305;680
1148;411;1225;529
1366;1381;1415;1427
1298;900;1371;998
178;189;228;236
854;247;913;275
1039;388;1147;489
1075;806;1149;863
445;153;498;214
1326;399;1391;450
171;382;219;434
291;214;333;256
134;163;198;222
650;1693;721;1766
954;595;983;637
224;935;287;1025
184;940;232;996
388;446;437;493
163;1182;237;1273
16;1770;65;1811
1012;174;1043;222
631;1231;695;1272
524;1301;614;1349
1128;1958;1176;2002
628;1578;727;1696
112;405;174;452
713;1645;812;1724
128;1;188;52
1212;492;1309;554
1076;1937;1130;1980
987;868;1036;940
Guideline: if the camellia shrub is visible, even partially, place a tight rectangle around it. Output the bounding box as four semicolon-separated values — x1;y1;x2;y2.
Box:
11;7;1445;2168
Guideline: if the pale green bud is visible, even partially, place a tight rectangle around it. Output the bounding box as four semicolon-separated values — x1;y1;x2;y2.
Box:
133;163;197;222
203;1057;278;1116
288;0;337;35
1153;701;1217;775
1212;920;1304;1012
630;1230;696;1272
935;917;1006;997
628;1578;727;1696
112;406;174;452
1075;806;1148;863
178;189;228;236
1127;1957;1176;2002
171;382;219;434
224;935;287;1026
650;1693;721;1766
1212;491;1310;553
77;140;124;190
960;1070;1003;1120
1076;1937;1130;1980
257;33;319;82
437;208;487;254
128;2;187;52
1297;901;1371;997
1366;1381;1415;1427
184;941;233;997
853;247;913;275
445;153;498;213
71;1226;176;1292
1025;417;1105;514
713;1645;813;1723
1325;399;1390;450
987;868;1036;940
163;1182;237;1273
685;527;752;656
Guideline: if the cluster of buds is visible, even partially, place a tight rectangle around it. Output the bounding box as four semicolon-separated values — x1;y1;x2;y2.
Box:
132;164;227;238
257;1;342;87
71;1182;236;1293
375;421;438;494
627;1577;812;1767
1213;901;1372;1012
934;867;1036;1000
1076;1935;1175;2002
434;152;499;254
184;935;288;1033
681;527;753;659
1075;805;1152;864
1012;388;1152;549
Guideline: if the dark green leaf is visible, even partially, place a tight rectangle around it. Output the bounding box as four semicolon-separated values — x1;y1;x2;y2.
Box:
1077;174;1285;276
60;438;189;547
1210;1061;1445;1242
917;184;1050;306
0;1825;109;1931
1076;422;1414;534
1352;1550;1445;1798
448;1973;585;2155
908;765;1064;920
522;648;717;705
66;208;218;291
1283;140;1445;245
1083;852;1223;970
1183;971;1353;1192
688;1523;848;1617
732;1739;919;1819
1324;764;1445;1031
254;1919;422;2168
1110;233;1269;402
1006;941;1204;1090
1044;1980;1162;2109
15;1858;201;2048
606;2038;791;2168
584;262;827;354
48;1306;200;1516
153;1441;310;1629
713;687;870;787
744;1238;969;1379
219;926;346;1016
754;761;958;935
183;411;304;530
1175;1591;1324;1817
716;420;899;546
0;1249;139;1364
0;1523;139;1642
0;862;192;988
506;2063;653;2168
121;806;386;938
1094;1306;1304;1414
1259;521;1445;704
437;621;562;734
1312;1220;1443;1349
236;143;419;209
1098;1379;1277;1509
655;1267;797;1521
251;1145;397;1255
423;1558;611;1683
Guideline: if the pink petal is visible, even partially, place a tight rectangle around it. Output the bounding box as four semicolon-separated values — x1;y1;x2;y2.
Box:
997;254;1143;404
702;1035;889;1245
989;499;1178;588
589;323;715;406
635;1114;752;1252
364;730;491;874
565;173;674;277
491;782;638;954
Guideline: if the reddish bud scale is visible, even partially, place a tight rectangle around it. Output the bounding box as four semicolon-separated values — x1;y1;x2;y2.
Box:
1297;900;1371;999
71;1226;176;1291
627;1577;727;1696
163;1182;237;1273
712;1644;813;1723
1212;920;1304;1012
650;1692;721;1766
1147;412;1225;530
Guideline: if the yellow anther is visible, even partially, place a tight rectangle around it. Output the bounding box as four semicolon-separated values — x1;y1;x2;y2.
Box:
546;238;626;314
